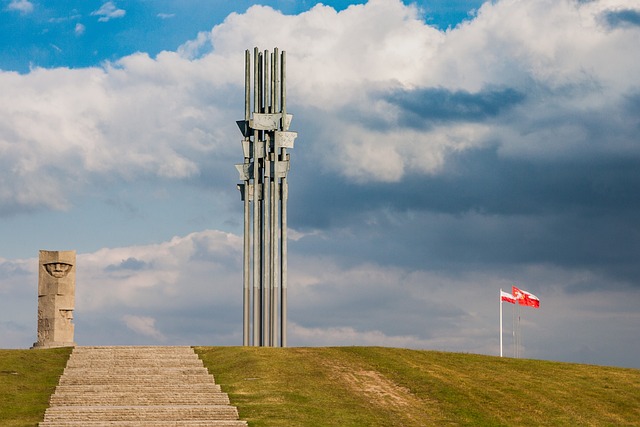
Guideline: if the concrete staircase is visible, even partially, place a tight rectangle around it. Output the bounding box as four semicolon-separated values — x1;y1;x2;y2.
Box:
39;346;248;427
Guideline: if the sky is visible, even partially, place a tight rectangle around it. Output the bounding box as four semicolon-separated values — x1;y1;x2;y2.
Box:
1;0;639;369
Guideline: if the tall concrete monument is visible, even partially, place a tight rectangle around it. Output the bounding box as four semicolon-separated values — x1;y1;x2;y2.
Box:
32;250;76;349
236;48;297;347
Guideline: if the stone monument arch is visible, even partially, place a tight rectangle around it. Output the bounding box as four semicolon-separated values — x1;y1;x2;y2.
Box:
32;250;76;349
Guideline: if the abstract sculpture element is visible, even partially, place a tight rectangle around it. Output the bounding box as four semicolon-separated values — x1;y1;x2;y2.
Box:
32;250;76;349
236;48;297;347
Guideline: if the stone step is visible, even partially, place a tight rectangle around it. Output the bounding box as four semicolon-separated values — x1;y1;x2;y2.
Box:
66;357;201;364
53;384;223;393
62;367;210;376
69;352;201;359
42;405;239;421
39;421;248;427
67;351;199;360
50;396;231;406
72;346;195;351
70;347;200;353
58;375;216;385
50;392;230;405
65;358;203;368
40;346;246;426
69;353;199;358
69;352;200;357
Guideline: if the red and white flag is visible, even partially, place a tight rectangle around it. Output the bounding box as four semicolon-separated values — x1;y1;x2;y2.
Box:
512;286;540;308
500;290;516;304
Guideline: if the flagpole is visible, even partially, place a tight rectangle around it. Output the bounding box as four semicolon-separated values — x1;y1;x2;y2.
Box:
516;307;519;358
520;313;523;358
512;303;516;357
500;288;503;357
517;296;520;357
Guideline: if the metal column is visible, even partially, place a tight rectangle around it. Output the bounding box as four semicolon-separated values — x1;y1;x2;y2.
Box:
236;47;297;347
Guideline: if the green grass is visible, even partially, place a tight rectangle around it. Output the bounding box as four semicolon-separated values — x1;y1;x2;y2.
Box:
1;346;639;426
195;346;640;427
0;347;71;427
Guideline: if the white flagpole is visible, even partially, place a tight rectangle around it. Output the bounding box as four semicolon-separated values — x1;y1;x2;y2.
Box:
500;288;503;357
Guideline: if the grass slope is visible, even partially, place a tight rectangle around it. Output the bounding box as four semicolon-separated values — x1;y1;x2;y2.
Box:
1;346;638;426
0;347;71;427
195;347;640;427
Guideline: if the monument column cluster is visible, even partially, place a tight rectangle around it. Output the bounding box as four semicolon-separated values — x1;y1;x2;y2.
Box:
236;48;297;347
32;250;76;349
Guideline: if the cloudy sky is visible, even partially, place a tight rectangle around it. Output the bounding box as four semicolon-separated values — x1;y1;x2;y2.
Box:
1;0;639;369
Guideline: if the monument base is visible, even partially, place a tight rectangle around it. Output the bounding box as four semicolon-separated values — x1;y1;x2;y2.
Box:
31;341;76;349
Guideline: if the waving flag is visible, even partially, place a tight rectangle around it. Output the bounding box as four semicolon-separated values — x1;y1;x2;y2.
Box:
501;290;516;304
512;286;540;308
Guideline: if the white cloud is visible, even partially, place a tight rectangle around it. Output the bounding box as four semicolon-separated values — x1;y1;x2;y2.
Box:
0;229;243;346
1;0;639;367
198;0;640;179
0;54;221;212
290;323;431;348
1;0;638;212
75;229;242;313
91;1;126;22
75;23;85;36
122;315;166;341
6;0;33;14
0;228;638;367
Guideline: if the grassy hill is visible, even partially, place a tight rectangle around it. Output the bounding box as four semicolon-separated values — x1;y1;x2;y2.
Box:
1;346;639;426
195;347;640;427
0;347;71;427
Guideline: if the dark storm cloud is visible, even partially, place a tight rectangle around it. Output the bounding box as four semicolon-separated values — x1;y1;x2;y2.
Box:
286;70;640;287
381;87;525;129
289;143;640;286
292;145;640;223
327;86;526;134
292;203;640;288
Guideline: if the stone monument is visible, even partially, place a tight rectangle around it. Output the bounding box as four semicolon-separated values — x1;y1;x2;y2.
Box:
32;250;76;349
235;48;297;347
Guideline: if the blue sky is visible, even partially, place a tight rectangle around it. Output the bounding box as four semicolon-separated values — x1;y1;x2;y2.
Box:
0;0;479;71
1;0;640;369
